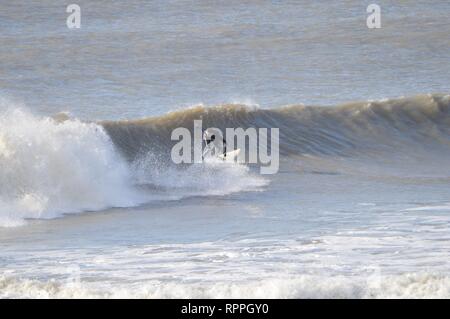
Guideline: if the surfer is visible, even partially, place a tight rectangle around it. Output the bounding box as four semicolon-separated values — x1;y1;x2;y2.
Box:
202;128;227;159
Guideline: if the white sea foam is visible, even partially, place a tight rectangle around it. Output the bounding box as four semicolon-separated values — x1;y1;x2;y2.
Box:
1;221;450;298
132;153;268;197
1;273;449;299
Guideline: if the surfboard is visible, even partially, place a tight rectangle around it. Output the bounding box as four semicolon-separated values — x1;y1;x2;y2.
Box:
218;148;241;161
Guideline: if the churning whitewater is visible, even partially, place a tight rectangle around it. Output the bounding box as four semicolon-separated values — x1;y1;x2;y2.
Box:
0;105;268;227
0;108;144;226
102;93;450;158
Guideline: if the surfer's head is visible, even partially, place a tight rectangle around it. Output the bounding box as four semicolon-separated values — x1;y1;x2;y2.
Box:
203;128;222;144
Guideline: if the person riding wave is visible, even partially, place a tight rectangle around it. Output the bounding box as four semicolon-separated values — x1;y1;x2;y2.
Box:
202;128;227;159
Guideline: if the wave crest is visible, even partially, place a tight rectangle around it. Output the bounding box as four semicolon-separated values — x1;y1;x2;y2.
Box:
102;94;450;159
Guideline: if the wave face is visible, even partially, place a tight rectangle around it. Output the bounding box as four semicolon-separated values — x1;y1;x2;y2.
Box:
102;94;450;160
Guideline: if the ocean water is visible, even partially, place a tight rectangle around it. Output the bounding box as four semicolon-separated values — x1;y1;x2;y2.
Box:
1;1;450;298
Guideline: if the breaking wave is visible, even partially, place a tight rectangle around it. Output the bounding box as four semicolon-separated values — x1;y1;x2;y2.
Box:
0;108;145;227
1;273;449;298
1;93;450;226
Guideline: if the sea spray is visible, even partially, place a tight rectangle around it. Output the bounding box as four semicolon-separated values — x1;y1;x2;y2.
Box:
0;108;267;226
0;108;144;226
